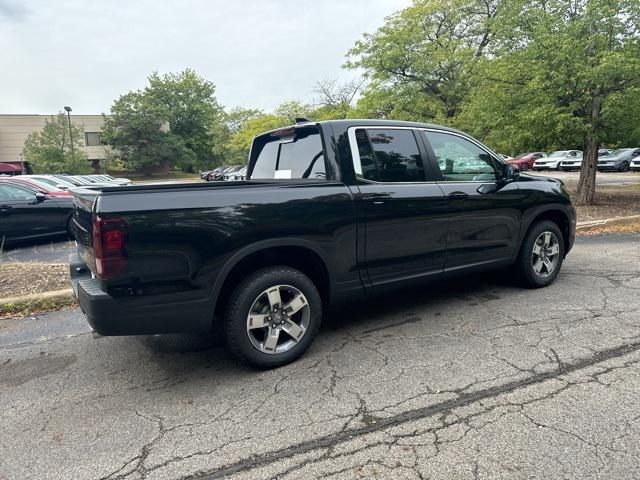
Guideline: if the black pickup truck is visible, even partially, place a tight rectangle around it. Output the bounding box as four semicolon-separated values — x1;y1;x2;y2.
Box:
69;120;576;368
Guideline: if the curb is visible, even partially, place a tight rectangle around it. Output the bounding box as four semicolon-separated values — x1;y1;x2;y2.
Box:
576;214;640;230
0;288;77;315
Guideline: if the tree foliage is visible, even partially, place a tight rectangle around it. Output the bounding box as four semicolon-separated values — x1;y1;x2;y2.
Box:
461;0;640;204
346;0;640;204
23;113;90;174
101;69;221;172
346;0;502;122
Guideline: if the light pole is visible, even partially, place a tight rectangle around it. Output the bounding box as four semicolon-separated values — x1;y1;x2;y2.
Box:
64;106;75;161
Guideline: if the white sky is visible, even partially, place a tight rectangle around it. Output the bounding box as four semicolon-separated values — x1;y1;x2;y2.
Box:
0;0;412;115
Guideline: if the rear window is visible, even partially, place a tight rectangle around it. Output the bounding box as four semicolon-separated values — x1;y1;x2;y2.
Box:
250;127;326;180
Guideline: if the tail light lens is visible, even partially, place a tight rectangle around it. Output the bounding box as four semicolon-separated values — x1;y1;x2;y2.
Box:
93;216;128;278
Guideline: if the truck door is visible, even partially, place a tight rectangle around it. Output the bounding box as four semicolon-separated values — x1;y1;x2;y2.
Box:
419;129;522;272
349;126;449;290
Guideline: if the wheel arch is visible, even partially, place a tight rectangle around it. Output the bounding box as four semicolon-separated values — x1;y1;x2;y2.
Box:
212;239;332;319
523;208;573;256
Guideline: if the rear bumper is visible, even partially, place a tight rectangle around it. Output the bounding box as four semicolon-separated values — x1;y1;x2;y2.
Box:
69;253;213;336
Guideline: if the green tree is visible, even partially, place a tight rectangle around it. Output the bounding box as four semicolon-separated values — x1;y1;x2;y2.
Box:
225;114;287;165
101;69;221;173
210;107;265;166
312;78;364;119
274;100;313;123
101;91;195;173
147;70;223;168
346;0;502;123
23;113;90;174
463;0;640;204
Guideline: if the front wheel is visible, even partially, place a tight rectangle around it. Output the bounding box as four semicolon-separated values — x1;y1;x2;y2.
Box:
223;266;322;369
619;161;630;172
520;163;529;172
514;220;565;288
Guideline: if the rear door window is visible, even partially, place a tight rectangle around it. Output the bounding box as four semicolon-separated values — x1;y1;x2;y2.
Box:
250;127;326;180
353;128;425;182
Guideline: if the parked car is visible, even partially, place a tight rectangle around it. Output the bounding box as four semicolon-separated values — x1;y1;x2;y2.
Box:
558;151;587;171
0;176;70;197
507;152;547;172
88;174;132;185
73;175;121;187
0;181;73;244
201;167;226;181
68;119;576;369
21;174;77;191
232;166;247;180
597;148;640;172
532;150;581;170
631;155;640;172
223;165;244;181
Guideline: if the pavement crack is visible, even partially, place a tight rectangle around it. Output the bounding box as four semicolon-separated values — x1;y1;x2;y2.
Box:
185;339;640;479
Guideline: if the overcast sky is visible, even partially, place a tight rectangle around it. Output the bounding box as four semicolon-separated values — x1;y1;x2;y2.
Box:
0;0;411;115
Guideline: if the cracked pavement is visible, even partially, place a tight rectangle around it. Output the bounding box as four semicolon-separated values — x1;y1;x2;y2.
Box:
1;233;639;479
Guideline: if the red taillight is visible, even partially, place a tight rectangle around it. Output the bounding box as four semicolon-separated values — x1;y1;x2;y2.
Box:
92;216;128;278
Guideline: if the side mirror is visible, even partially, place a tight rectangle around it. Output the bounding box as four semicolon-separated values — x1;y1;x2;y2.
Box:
501;163;517;181
34;192;46;203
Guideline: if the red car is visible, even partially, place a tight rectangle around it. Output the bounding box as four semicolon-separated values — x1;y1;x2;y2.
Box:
0;176;70;197
507;152;547;172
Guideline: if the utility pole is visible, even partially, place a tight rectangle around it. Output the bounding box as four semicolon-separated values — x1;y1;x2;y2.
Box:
64;106;75;161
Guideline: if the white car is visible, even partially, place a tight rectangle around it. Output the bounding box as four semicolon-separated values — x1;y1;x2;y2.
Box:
533;150;582;170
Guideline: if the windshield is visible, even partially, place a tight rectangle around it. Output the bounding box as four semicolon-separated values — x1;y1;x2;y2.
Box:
549;151;568;157
610;149;630;156
29;176;70;188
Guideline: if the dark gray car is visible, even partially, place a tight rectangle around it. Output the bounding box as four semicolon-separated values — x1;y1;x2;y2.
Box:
597;148;640;172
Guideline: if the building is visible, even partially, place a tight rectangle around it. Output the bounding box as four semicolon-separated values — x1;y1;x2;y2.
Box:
0;114;107;173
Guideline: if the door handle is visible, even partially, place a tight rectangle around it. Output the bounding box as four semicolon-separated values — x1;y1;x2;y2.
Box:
447;192;468;199
368;194;388;205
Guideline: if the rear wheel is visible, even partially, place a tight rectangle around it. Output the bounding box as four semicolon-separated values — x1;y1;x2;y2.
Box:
520;163;529;172
514;220;565;288
619;161;630;172
224;266;322;369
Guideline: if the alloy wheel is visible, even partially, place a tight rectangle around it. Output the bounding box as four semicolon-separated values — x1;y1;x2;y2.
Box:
246;285;310;354
531;231;560;277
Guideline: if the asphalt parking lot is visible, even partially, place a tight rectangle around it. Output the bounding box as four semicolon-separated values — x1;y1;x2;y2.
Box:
1;233;639;479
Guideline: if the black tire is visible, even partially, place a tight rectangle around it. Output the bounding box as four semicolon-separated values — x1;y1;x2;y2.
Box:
223;266;322;369
520;163;529;172
619;161;630;172
514;220;565;288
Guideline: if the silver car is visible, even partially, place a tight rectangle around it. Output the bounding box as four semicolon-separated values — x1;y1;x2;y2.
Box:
597;148;640;172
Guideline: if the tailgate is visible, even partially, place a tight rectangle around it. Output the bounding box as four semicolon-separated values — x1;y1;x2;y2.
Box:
70;189;98;272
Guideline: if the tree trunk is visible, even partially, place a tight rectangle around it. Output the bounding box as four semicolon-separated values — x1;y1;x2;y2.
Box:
575;96;601;206
576;135;598;205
